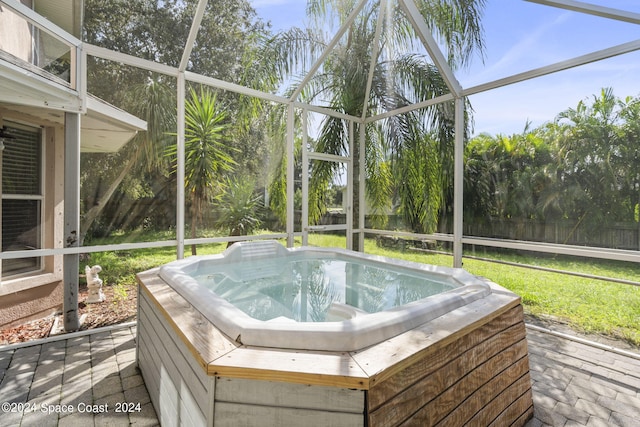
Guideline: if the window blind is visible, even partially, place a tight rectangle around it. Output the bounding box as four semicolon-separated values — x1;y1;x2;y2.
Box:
2;122;42;276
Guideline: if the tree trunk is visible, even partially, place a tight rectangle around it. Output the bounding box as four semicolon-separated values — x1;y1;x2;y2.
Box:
191;218;198;256
190;196;199;256
79;145;141;246
352;136;362;252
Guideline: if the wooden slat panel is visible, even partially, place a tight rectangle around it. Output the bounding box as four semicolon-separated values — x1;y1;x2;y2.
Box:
367;305;525;411
394;352;530;426
138;271;238;367
139;295;209;404
139;317;211;427
139;335;182;427
461;373;533;427
138;291;209;420
137;328;183;427
213;402;364;427
138;300;169;416
180;389;208;427
352;294;521;387
137;333;160;409
210;346;369;389
157;363;180;426
215;377;364;414
429;354;530;427
511;402;535;427
437;372;533;427
489;388;534;427
368;328;528;426
140;294;210;390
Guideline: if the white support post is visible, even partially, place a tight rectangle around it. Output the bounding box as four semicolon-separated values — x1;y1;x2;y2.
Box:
79;46;87;113
63;112;81;331
525;0;640;25
301;110;309;247
289;0;369;102
286;103;295;247
453;98;465;268
346;121;354;251
176;73;186;259
70;45;77;91
179;0;209;72
399;0;463;97
360;0;387;121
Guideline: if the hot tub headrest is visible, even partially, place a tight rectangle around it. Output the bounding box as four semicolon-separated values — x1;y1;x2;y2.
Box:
224;240;290;262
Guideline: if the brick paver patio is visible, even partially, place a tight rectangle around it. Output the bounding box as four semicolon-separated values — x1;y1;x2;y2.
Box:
524;326;640;427
0;325;157;426
0;323;638;426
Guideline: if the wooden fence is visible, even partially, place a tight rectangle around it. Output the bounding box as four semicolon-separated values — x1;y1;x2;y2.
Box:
307;213;640;251
463;219;639;251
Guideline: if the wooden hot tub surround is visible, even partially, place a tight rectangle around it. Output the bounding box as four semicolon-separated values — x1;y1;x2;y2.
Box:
136;267;533;426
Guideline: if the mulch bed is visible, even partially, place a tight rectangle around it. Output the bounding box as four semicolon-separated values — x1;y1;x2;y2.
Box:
0;282;138;346
2;284;637;352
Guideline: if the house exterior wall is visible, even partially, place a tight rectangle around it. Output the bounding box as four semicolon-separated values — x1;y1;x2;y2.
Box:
0;0;33;63
0;0;144;330
0;108;64;328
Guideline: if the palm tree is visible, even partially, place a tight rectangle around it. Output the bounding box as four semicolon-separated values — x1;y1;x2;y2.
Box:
617;94;640;224
465;126;552;223
261;0;486;245
551;88;625;229
216;176;264;247
167;86;236;255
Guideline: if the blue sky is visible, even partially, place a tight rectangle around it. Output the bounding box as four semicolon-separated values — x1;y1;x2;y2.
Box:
249;0;640;136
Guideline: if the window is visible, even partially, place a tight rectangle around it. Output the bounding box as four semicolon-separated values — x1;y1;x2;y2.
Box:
2;121;43;277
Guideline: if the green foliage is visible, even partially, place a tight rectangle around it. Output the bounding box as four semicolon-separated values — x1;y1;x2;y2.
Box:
182;87;236;191
166;86;236;254
216;177;264;243
396;132;443;233
111;282;129;314
262;0;486;238
81;0;271;241
465;125;552;221
464;258;640;345
84;0;264;85
465;89;640;242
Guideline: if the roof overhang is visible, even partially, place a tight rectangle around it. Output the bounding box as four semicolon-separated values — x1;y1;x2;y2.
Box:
1;53;146;153
0;96;146;153
82;96;147;152
0;53;82;111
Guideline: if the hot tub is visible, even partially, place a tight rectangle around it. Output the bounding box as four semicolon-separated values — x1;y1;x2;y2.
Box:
157;240;491;351
137;241;533;426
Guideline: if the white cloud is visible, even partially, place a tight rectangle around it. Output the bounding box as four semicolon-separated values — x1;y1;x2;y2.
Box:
462;12;572;87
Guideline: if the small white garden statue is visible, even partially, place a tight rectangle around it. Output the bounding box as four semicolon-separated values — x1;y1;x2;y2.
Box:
86;265;106;303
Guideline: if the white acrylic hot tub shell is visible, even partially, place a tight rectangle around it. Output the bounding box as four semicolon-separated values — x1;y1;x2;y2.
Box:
158;241;491;351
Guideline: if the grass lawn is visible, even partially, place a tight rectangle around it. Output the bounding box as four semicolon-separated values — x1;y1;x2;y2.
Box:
88;231;640;347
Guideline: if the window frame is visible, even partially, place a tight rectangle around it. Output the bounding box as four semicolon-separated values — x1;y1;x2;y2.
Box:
1;120;45;279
